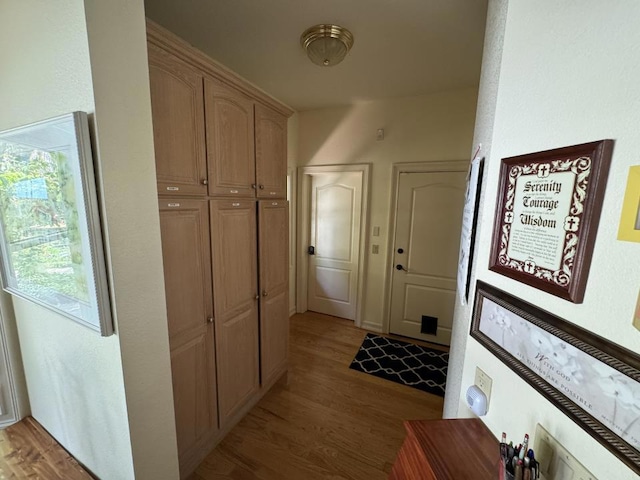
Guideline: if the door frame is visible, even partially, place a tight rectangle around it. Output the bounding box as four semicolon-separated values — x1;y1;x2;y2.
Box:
296;164;371;327
384;161;468;334
287;167;297;317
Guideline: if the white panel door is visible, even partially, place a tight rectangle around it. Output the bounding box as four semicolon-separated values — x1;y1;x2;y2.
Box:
307;171;362;320
389;171;466;345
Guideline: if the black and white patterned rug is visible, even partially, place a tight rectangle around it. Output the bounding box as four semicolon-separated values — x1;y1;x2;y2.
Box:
349;333;448;397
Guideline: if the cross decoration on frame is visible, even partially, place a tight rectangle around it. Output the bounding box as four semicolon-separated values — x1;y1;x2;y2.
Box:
489;140;614;303
538;163;551;177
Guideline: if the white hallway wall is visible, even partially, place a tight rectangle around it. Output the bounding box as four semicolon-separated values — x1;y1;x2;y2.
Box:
0;1;179;478
296;89;478;330
448;1;640;479
444;0;508;420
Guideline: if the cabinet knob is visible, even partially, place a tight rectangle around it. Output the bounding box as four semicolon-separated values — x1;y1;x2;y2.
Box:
262;290;268;297
202;179;208;185
251;183;257;189
259;184;265;189
255;295;260;300
207;316;214;323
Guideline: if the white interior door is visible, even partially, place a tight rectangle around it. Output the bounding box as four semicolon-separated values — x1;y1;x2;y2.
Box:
389;170;466;345
307;171;362;320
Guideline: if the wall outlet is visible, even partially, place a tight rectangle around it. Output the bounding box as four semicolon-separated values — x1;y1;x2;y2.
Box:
372;244;379;254
474;367;492;403
533;423;597;480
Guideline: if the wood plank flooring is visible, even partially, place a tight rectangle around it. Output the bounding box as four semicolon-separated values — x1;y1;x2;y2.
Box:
192;311;445;480
0;416;92;479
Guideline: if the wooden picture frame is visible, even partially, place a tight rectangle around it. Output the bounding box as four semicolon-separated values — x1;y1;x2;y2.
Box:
489;140;613;303
471;281;640;476
0;112;113;336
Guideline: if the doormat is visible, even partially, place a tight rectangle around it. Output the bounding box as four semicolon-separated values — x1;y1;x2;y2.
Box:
349;333;448;397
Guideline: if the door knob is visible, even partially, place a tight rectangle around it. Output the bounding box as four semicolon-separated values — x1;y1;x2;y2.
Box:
396;264;408;272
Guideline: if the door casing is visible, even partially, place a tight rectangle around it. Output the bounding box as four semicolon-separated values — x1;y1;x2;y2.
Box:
296;164;370;327
287;167;297;317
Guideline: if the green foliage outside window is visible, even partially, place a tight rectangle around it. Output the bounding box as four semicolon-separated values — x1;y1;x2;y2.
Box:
0;142;89;303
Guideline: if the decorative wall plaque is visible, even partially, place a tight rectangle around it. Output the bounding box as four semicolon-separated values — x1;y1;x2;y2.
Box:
489;140;613;303
471;281;640;476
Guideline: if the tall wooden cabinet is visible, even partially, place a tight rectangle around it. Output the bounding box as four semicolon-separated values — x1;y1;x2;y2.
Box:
158;199;218;468
148;20;293;479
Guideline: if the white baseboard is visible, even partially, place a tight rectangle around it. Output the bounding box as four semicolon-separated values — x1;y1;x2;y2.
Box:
361;321;383;333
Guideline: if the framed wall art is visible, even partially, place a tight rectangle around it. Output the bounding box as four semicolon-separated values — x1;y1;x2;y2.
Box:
457;151;484;305
489;140;613;303
0;112;113;336
471;281;640;475
617;165;640;243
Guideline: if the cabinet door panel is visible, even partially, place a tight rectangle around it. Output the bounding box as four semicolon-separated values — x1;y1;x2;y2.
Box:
170;326;218;460
149;45;206;196
205;78;255;197
255;105;287;199
213;308;259;425
210;200;258;318
159;198;218;469
159;199;212;342
258;201;289;385
210;200;259;426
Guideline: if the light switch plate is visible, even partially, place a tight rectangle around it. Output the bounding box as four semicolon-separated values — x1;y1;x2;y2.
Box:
533;423;597;480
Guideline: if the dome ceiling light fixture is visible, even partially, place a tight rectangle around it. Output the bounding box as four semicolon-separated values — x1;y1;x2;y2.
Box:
300;24;354;67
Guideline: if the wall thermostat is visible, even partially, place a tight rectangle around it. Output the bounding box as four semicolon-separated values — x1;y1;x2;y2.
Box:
466;385;488;416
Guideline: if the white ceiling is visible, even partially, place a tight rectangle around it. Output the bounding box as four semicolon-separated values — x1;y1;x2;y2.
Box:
143;0;488;111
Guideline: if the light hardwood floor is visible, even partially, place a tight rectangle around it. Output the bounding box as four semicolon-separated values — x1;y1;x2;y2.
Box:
0;417;92;479
191;311;445;480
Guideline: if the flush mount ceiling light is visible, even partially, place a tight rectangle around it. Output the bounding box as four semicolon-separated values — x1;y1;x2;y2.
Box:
300;24;354;67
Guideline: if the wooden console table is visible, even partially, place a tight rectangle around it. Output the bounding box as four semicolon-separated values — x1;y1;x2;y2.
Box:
389;418;499;479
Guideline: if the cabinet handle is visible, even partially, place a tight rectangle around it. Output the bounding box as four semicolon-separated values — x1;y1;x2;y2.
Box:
259;185;265;189
202;179;208;185
207;316;214;323
262;290;268;297
251;184;257;189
